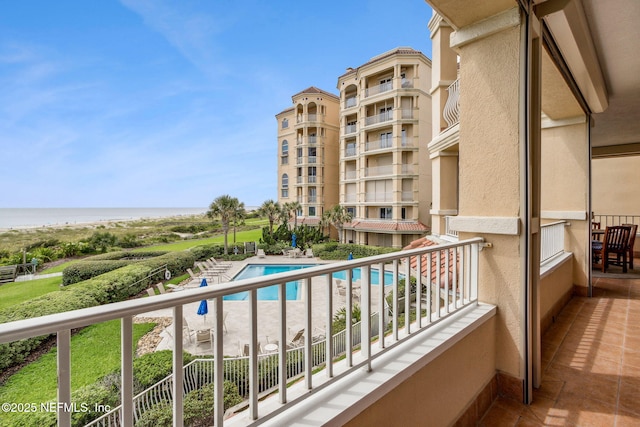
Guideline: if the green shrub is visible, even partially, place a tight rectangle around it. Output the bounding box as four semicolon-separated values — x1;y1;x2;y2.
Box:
332;304;362;333
62;260;131;285
257;241;290;255
313;243;398;260
189;244;225;261
134;350;194;391
135;382;243;427
85;251;169;261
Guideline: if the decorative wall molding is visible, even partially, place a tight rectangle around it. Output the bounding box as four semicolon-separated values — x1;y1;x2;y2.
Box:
540;210;587;220
448;216;520;235
451;7;521;49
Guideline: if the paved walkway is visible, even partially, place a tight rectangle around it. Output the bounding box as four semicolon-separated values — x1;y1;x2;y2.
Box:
14;272;63;282
137;255;387;357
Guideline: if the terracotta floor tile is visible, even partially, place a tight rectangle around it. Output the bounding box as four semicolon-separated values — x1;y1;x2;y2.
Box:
555;394;617;427
534;378;564;401
478;402;520;427
557;373;619;406
615;409;640;427
618;377;640;415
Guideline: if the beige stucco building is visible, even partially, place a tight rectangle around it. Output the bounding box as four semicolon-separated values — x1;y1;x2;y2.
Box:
337;47;433;248
275;87;340;224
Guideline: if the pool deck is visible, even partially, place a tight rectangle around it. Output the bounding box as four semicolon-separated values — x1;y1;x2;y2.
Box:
137;255;389;357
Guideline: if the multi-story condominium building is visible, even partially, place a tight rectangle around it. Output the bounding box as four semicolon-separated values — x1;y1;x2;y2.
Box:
337;47;432;248
275;87;340;225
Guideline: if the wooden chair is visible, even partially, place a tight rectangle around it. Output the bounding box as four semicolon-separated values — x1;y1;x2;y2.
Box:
592;222;602;241
622;224;638;270
593;226;631;273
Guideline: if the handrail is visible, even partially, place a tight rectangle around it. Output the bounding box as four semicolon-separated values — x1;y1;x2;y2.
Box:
540;221;567;264
0;238;483;426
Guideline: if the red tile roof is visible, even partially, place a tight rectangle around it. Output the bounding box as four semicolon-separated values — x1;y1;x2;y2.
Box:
344;220;429;233
298;217;320;226
402;237;458;289
338;47;428;78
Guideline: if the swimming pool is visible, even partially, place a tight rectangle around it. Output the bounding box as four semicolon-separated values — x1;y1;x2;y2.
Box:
224;264;317;301
224;264;397;301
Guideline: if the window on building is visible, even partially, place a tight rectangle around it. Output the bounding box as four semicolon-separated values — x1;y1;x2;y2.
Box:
281;189;288;198
401;207;406;219
309;206;316;216
282;173;289;188
346;207;356;217
282;118;289;129
380;132;392;148
281;156;288;165
282;140;288;155
380;207;392;219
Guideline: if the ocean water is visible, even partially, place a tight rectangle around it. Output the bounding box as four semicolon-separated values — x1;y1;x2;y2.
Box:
0;207;207;230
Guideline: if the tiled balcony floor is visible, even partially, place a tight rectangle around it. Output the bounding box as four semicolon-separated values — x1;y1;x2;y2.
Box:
480;274;640;426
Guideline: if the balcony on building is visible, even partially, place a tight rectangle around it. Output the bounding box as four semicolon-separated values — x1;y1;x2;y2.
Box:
345;142;357;157
365;80;393;98
364;164;393;177
365;109;393;127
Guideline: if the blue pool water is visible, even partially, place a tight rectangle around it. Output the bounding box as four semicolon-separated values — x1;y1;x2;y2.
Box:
224;264;317;301
224;264;396;301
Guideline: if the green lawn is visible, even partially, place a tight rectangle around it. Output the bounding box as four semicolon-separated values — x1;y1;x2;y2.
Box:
40;259;80;274
0;320;155;413
0;276;62;310
136;227;264;252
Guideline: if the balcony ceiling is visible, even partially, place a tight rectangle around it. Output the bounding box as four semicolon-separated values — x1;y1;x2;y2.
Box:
579;0;640;149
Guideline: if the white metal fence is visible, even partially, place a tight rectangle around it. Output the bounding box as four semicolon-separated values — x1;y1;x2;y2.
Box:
0;239;482;427
593;214;640;228
540;221;567;264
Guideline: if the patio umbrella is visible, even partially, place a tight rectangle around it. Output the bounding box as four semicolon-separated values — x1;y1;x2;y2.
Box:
291;233;297;248
197;278;208;325
348;252;353;260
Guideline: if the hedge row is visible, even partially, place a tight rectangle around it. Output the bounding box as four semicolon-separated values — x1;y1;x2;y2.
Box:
312;242;399;260
0;251;195;372
62;251;171;285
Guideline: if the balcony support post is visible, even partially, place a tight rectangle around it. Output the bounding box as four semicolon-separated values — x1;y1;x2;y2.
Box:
278;283;288;403
304;278;313;388
249;289;258;419
325;274;333;378
214;298;224;425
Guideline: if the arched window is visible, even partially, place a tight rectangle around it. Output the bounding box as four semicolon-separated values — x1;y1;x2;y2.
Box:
282;173;289;188
282;118;289;129
282;140;289;155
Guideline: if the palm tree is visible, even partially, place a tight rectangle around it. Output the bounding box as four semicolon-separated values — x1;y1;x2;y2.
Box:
281;201;301;230
319;211;332;237
207;195;241;255
328;205;353;244
232;201;246;243
258;199;281;237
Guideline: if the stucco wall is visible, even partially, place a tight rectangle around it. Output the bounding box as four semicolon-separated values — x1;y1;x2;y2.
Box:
540;255;574;331
592;156;640;215
344;317;496;427
457;24;524;380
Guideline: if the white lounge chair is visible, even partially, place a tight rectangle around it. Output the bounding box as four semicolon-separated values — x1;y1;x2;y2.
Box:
305;248;314;258
257;249;266;258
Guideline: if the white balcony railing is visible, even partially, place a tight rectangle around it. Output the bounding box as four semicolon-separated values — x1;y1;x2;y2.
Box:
345;193;357;203
308;136;317;144
345;146;357;157
364;165;393;177
296;157;303;165
401;191;414;201
365;110;393;126
345;124;357;134
401;109;414;119
296;176;303;184
345;97;357;108
401;164;414;174
308;196;317;203
308;114;318;122
0;239;482;426
345;170;357;180
365;139;393;152
365;192;393;202
445;215;459;239
308;176;317;184
540;221;567;264
593;214;640;228
401;78;414;88
365;81;393;97
308;156;317;164
443;79;460;128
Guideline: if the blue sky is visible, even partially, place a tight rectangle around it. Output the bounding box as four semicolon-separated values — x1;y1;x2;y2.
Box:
0;0;433;208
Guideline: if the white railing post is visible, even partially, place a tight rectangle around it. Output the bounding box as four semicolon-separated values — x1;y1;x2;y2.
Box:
214;298;224;426
249;289;258;420
361;265;371;372
470;242;480;302
346;270;353;367
278;283;287;403
57;329;72;427
173;306;184;427
325;274;333;378
392;259;399;341
121;316;134;427
378;262;386;348
304;277;313;388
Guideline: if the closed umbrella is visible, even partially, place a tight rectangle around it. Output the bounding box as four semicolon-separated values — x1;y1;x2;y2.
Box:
291;233;297;248
348;252;353;260
197;278;209;325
